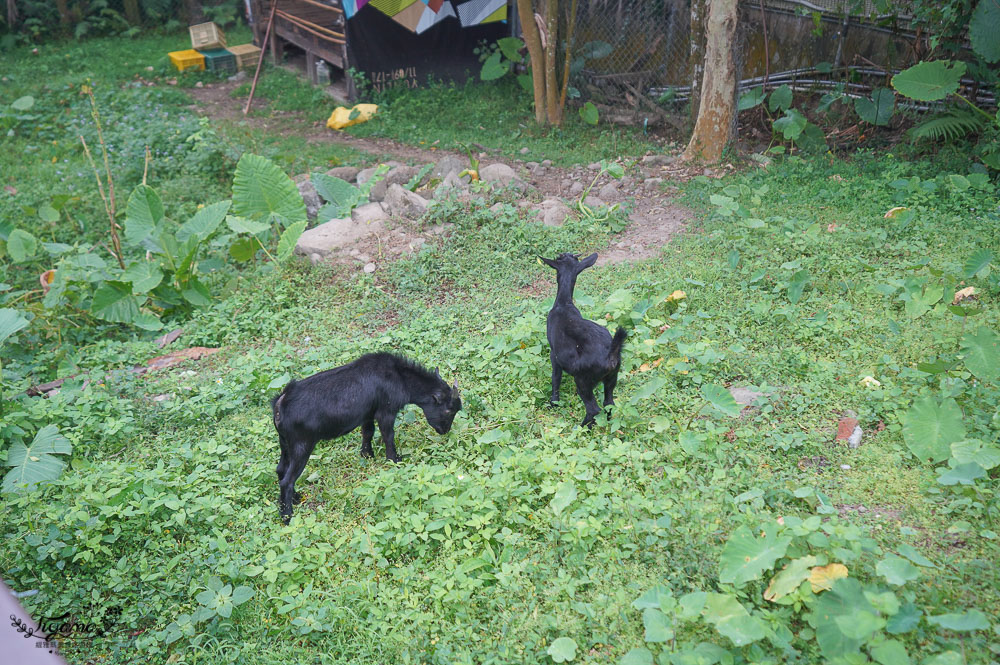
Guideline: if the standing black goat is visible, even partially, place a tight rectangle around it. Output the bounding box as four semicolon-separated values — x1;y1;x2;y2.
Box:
271;353;462;523
540;252;627;427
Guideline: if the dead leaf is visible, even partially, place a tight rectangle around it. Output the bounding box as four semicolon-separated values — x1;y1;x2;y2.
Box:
884;206;908;219
828;174;843;181
39;269;56;294
3;185;16;196
952;286;977;305
639;363;651;372
144;347;220;372
155;328;184;349
809;563;848;592
826;223;837;232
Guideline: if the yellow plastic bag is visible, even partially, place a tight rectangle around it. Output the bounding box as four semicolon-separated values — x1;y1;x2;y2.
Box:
326;104;378;130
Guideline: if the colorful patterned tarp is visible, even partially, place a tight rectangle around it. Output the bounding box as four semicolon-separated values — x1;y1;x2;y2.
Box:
347;0;505;32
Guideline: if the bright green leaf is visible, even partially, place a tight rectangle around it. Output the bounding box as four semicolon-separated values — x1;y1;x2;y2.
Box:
764;555;817;601
550;481;577;516
970;0;1000;63
124;184;164;245
870;638;910;665
2;425;72;494
901;396;965;463
876;554;920;586
891;60;966;101
960;326;1000;381
580;102;599;126
232;153;307;226
619;648;653;665
927;610;990;632
703;593;766;646
226;215;271;236
642;608;673;642
7;229;37;263
480;51;507;81
547;636;577;663
0;308;29;346
277;221;307;261
963;248;993;279
769;84;793;111
718;524;791;585
90;281;140;323
177;200;231;244
700;384;742;418
631;377;666;403
123;261;164;294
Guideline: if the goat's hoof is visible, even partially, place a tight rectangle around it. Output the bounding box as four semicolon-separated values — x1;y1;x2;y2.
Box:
548;400;560;409
293;491;303;505
360;448;374;459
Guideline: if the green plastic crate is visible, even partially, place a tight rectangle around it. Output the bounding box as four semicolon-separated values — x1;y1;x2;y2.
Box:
198;48;236;74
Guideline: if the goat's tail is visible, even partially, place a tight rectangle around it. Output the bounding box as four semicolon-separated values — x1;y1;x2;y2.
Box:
271;379;296;430
609;327;627;368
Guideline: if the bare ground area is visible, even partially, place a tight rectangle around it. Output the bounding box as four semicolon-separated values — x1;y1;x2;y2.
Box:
188;79;704;267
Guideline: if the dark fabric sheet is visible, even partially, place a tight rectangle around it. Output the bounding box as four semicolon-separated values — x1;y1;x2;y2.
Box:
346;3;509;94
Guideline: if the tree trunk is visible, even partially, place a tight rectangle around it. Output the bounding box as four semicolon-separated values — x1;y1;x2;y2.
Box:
55;0;70;25
557;0;579;124
182;0;204;25
688;0;708;126
544;0;559;125
517;0;547;125
123;0;141;25
683;0;738;162
6;0;18;26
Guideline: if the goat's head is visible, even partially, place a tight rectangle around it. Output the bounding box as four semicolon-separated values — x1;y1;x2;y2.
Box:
539;252;598;275
422;376;462;435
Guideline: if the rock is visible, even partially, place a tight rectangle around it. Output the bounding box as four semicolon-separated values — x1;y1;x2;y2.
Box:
479;163;516;186
357;253;371;263
847;427;863;449
588;162;600;170
362;262;376;273
561;179;573;189
294;175;322;221
349;248;360;257
644;177;664;188
383;183;428;220
369;165;418;202
433;155;466;179
526;161;539;170
598;182;619;201
356;167;378;185
227;70;248;82
326;166;360;182
729;386;766;407
309;253;322;265
295;216;386;257
541;159;553;168
408;238;425;252
703;168;715;177
351;202;388;225
428;223;451;235
641;154;675;167
583;195;606;209
569;182;585;196
519;147;530;155
836;417;859;441
489;202;506;215
538;198;573;227
195;81;203;88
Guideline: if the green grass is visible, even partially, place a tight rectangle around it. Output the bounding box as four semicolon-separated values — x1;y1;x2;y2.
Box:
2;28;999;665
347;78;663;166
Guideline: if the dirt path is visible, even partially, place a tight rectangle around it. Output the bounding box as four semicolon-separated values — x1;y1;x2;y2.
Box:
188;79;702;265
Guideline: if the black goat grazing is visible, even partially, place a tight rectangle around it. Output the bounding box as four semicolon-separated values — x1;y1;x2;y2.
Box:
540;252;627;427
271;353;462;522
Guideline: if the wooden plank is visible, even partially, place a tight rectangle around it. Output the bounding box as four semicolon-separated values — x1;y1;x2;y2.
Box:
275;24;344;67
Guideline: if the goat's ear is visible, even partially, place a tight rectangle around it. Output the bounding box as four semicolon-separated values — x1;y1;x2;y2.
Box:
434;366;441;378
576;253;598;272
538;256;557;269
452;380;459;396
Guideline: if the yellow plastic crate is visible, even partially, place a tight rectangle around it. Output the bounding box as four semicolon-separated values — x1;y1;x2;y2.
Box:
227;43;262;71
189;21;226;50
168;49;206;72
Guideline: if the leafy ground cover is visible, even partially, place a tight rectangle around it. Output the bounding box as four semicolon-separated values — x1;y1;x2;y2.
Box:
1;28;999;665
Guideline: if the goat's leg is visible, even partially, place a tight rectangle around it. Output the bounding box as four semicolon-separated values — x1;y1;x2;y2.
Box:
549;353;563;406
376;412;401;463
575;377;602;428
278;440;313;523
602;371;619;408
275;433;302;504
360;420;375;458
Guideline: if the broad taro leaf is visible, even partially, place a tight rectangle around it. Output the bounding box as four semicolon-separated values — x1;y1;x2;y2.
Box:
124;184;165;246
891;60;965;102
959;326;1000;382
718;524;791;585
901;396;965;463
90;281;141;323
969;0;1000;63
0;308;29;346
277;221;307;261
702;593;766;646
176;200;232;244
232;153;306;226
3;425;72;493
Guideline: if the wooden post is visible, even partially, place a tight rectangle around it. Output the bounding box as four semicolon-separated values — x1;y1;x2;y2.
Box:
245;0;280;115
